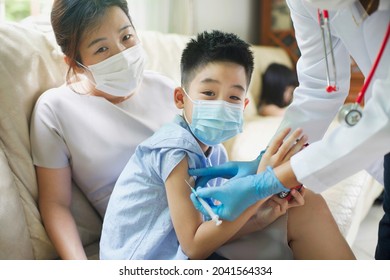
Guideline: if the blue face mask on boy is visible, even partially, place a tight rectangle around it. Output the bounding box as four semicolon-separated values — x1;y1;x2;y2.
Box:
183;89;244;146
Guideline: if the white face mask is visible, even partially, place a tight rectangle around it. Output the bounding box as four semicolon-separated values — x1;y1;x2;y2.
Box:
305;0;356;10
80;44;146;97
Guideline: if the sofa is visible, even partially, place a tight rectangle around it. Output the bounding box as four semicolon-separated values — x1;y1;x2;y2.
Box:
0;21;383;259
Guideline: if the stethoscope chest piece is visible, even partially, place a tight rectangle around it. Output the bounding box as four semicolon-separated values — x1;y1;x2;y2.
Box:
337;23;389;128
338;103;363;126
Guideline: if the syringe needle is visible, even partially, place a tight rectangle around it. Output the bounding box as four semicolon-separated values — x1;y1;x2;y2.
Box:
185;179;222;226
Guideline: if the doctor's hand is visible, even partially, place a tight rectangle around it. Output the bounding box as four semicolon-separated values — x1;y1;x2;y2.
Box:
257;127;308;173
188;127;307;189
188;150;265;189
193;166;290;221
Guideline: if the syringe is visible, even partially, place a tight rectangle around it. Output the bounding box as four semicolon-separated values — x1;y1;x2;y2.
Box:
185;179;222;226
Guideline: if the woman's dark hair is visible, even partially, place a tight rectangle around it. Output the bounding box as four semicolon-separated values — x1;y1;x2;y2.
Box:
51;0;133;83
258;63;298;108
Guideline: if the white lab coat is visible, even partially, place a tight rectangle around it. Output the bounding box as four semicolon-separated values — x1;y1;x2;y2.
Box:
277;0;390;192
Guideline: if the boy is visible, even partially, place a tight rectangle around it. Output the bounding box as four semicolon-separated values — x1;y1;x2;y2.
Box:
100;30;354;260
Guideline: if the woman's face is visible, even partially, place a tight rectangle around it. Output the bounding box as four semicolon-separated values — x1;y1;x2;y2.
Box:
78;6;139;66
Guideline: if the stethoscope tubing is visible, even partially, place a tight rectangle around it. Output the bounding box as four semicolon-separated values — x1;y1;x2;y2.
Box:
355;22;390;105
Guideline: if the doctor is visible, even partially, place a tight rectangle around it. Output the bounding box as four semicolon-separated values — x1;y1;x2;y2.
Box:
190;0;390;259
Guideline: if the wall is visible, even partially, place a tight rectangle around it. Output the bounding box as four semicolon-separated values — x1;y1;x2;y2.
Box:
129;0;259;45
193;0;259;44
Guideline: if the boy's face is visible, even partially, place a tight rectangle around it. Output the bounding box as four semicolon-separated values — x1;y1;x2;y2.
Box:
174;61;249;124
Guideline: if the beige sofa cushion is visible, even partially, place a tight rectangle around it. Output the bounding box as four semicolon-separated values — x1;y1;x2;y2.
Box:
139;30;192;86
0;22;101;259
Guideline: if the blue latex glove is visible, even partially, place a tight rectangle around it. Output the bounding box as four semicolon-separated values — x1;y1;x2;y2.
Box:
194;166;289;221
188;150;265;189
190;193;213;221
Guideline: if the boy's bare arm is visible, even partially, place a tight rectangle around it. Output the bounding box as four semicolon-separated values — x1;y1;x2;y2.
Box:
165;156;258;260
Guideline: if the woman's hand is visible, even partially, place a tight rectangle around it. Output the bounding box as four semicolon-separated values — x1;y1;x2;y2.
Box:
258;128;308;173
253;186;306;230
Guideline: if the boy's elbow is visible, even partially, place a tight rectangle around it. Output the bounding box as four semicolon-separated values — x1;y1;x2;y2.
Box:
181;245;212;260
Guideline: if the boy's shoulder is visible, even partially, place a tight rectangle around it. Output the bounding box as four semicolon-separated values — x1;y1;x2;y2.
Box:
140;116;201;154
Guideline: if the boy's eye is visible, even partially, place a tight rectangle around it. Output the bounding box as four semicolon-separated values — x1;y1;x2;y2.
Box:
201;91;215;97
95;47;108;54
230;96;242;101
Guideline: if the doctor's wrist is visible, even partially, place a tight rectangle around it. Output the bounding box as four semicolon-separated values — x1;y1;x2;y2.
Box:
252;166;289;200
273;161;301;189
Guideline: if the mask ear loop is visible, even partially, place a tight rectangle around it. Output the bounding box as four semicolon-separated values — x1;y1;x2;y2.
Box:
62;60;94;95
182;109;191;126
181;87;193;126
181;88;204;145
74;61;98;88
182;87;204;105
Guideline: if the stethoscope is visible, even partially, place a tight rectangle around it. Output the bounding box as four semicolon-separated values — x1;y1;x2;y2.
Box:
318;9;390;127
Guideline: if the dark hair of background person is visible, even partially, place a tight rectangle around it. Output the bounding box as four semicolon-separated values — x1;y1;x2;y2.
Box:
258;63;298;109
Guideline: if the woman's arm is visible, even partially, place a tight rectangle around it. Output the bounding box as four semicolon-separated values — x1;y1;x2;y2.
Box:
165;157;261;260
36;166;87;260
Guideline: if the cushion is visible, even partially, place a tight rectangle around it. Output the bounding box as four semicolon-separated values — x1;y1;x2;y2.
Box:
0;22;101;259
139;30;192;86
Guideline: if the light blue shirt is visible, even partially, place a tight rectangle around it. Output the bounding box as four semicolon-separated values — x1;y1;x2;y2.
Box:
100;115;228;260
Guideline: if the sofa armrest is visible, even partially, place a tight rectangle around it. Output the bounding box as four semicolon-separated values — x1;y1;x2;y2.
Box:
0;22;102;259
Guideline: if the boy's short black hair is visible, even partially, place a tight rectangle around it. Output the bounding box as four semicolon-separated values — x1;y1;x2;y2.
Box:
180;30;254;90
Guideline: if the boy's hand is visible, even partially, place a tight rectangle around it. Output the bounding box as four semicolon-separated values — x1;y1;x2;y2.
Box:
254;186;306;230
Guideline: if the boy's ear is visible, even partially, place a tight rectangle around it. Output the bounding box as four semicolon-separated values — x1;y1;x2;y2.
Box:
174;87;185;109
244;98;250;110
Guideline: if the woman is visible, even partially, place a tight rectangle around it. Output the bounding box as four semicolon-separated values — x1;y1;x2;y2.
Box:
257;63;298;117
30;0;179;259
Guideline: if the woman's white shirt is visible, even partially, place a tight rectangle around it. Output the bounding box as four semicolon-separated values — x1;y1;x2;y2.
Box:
278;0;390;191
30;71;180;216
